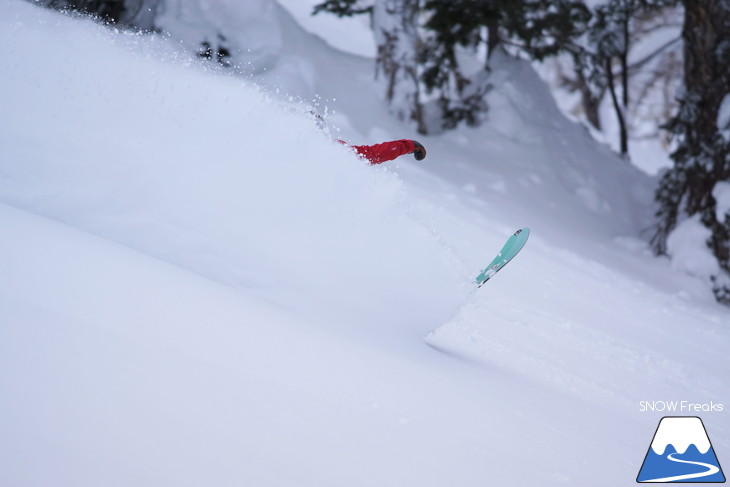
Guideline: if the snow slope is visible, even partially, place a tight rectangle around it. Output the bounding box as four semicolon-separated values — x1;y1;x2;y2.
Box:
1;1;728;486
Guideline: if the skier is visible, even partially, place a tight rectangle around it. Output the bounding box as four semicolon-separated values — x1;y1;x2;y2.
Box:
310;111;425;164
344;139;427;164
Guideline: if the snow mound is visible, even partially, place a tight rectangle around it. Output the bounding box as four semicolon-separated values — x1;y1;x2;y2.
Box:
666;216;719;280
0;0;462;329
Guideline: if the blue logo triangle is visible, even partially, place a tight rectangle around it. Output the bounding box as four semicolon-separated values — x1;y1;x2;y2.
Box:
637;417;725;483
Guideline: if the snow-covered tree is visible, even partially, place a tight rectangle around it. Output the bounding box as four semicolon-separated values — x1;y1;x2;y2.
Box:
419;0;591;132
418;0;494;132
316;0;592;133
652;0;730;304
588;0;679;156
542;0;680;157
372;0;425;132
314;0;425;132
590;1;634;156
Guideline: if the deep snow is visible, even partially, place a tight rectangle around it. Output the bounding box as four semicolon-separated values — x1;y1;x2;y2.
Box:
1;1;728;486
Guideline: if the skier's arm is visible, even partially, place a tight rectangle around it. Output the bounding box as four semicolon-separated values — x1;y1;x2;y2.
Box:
351;139;425;164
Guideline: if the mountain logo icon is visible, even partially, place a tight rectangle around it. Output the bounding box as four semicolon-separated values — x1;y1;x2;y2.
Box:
637;416;726;483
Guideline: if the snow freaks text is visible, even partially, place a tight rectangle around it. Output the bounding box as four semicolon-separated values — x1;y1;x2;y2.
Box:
639;401;724;413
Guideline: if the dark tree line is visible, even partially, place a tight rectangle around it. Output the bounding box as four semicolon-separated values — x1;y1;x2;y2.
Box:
316;0;730;304
314;0;675;151
315;0;594;133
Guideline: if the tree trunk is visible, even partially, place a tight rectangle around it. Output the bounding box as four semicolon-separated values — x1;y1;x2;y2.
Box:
620;13;629;110
487;16;500;60
606;57;628;155
616;12;630;156
653;0;730;303
676;0;730;217
569;51;603;131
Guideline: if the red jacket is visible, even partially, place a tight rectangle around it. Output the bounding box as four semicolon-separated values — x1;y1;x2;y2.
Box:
346;139;416;164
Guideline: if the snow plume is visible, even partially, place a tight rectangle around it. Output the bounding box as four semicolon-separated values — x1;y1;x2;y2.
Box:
0;0;462;328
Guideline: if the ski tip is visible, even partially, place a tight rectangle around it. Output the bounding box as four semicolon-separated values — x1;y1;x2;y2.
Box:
474;228;530;287
513;227;530;243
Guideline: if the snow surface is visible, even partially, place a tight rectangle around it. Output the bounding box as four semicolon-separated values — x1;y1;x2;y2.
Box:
1;1;728;486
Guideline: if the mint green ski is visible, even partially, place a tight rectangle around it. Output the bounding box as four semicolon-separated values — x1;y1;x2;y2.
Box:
475;228;530;287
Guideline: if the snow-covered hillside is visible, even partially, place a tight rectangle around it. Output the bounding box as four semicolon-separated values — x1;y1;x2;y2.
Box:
1;1;728;486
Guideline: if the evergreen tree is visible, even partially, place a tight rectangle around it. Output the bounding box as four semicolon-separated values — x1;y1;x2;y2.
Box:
419;0;589;131
590;1;632;155
653;0;730;303
312;0;373;16
313;0;425;131
587;0;678;156
419;0;496;131
501;0;591;60
315;0;590;133
46;0;142;24
544;1;680;156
